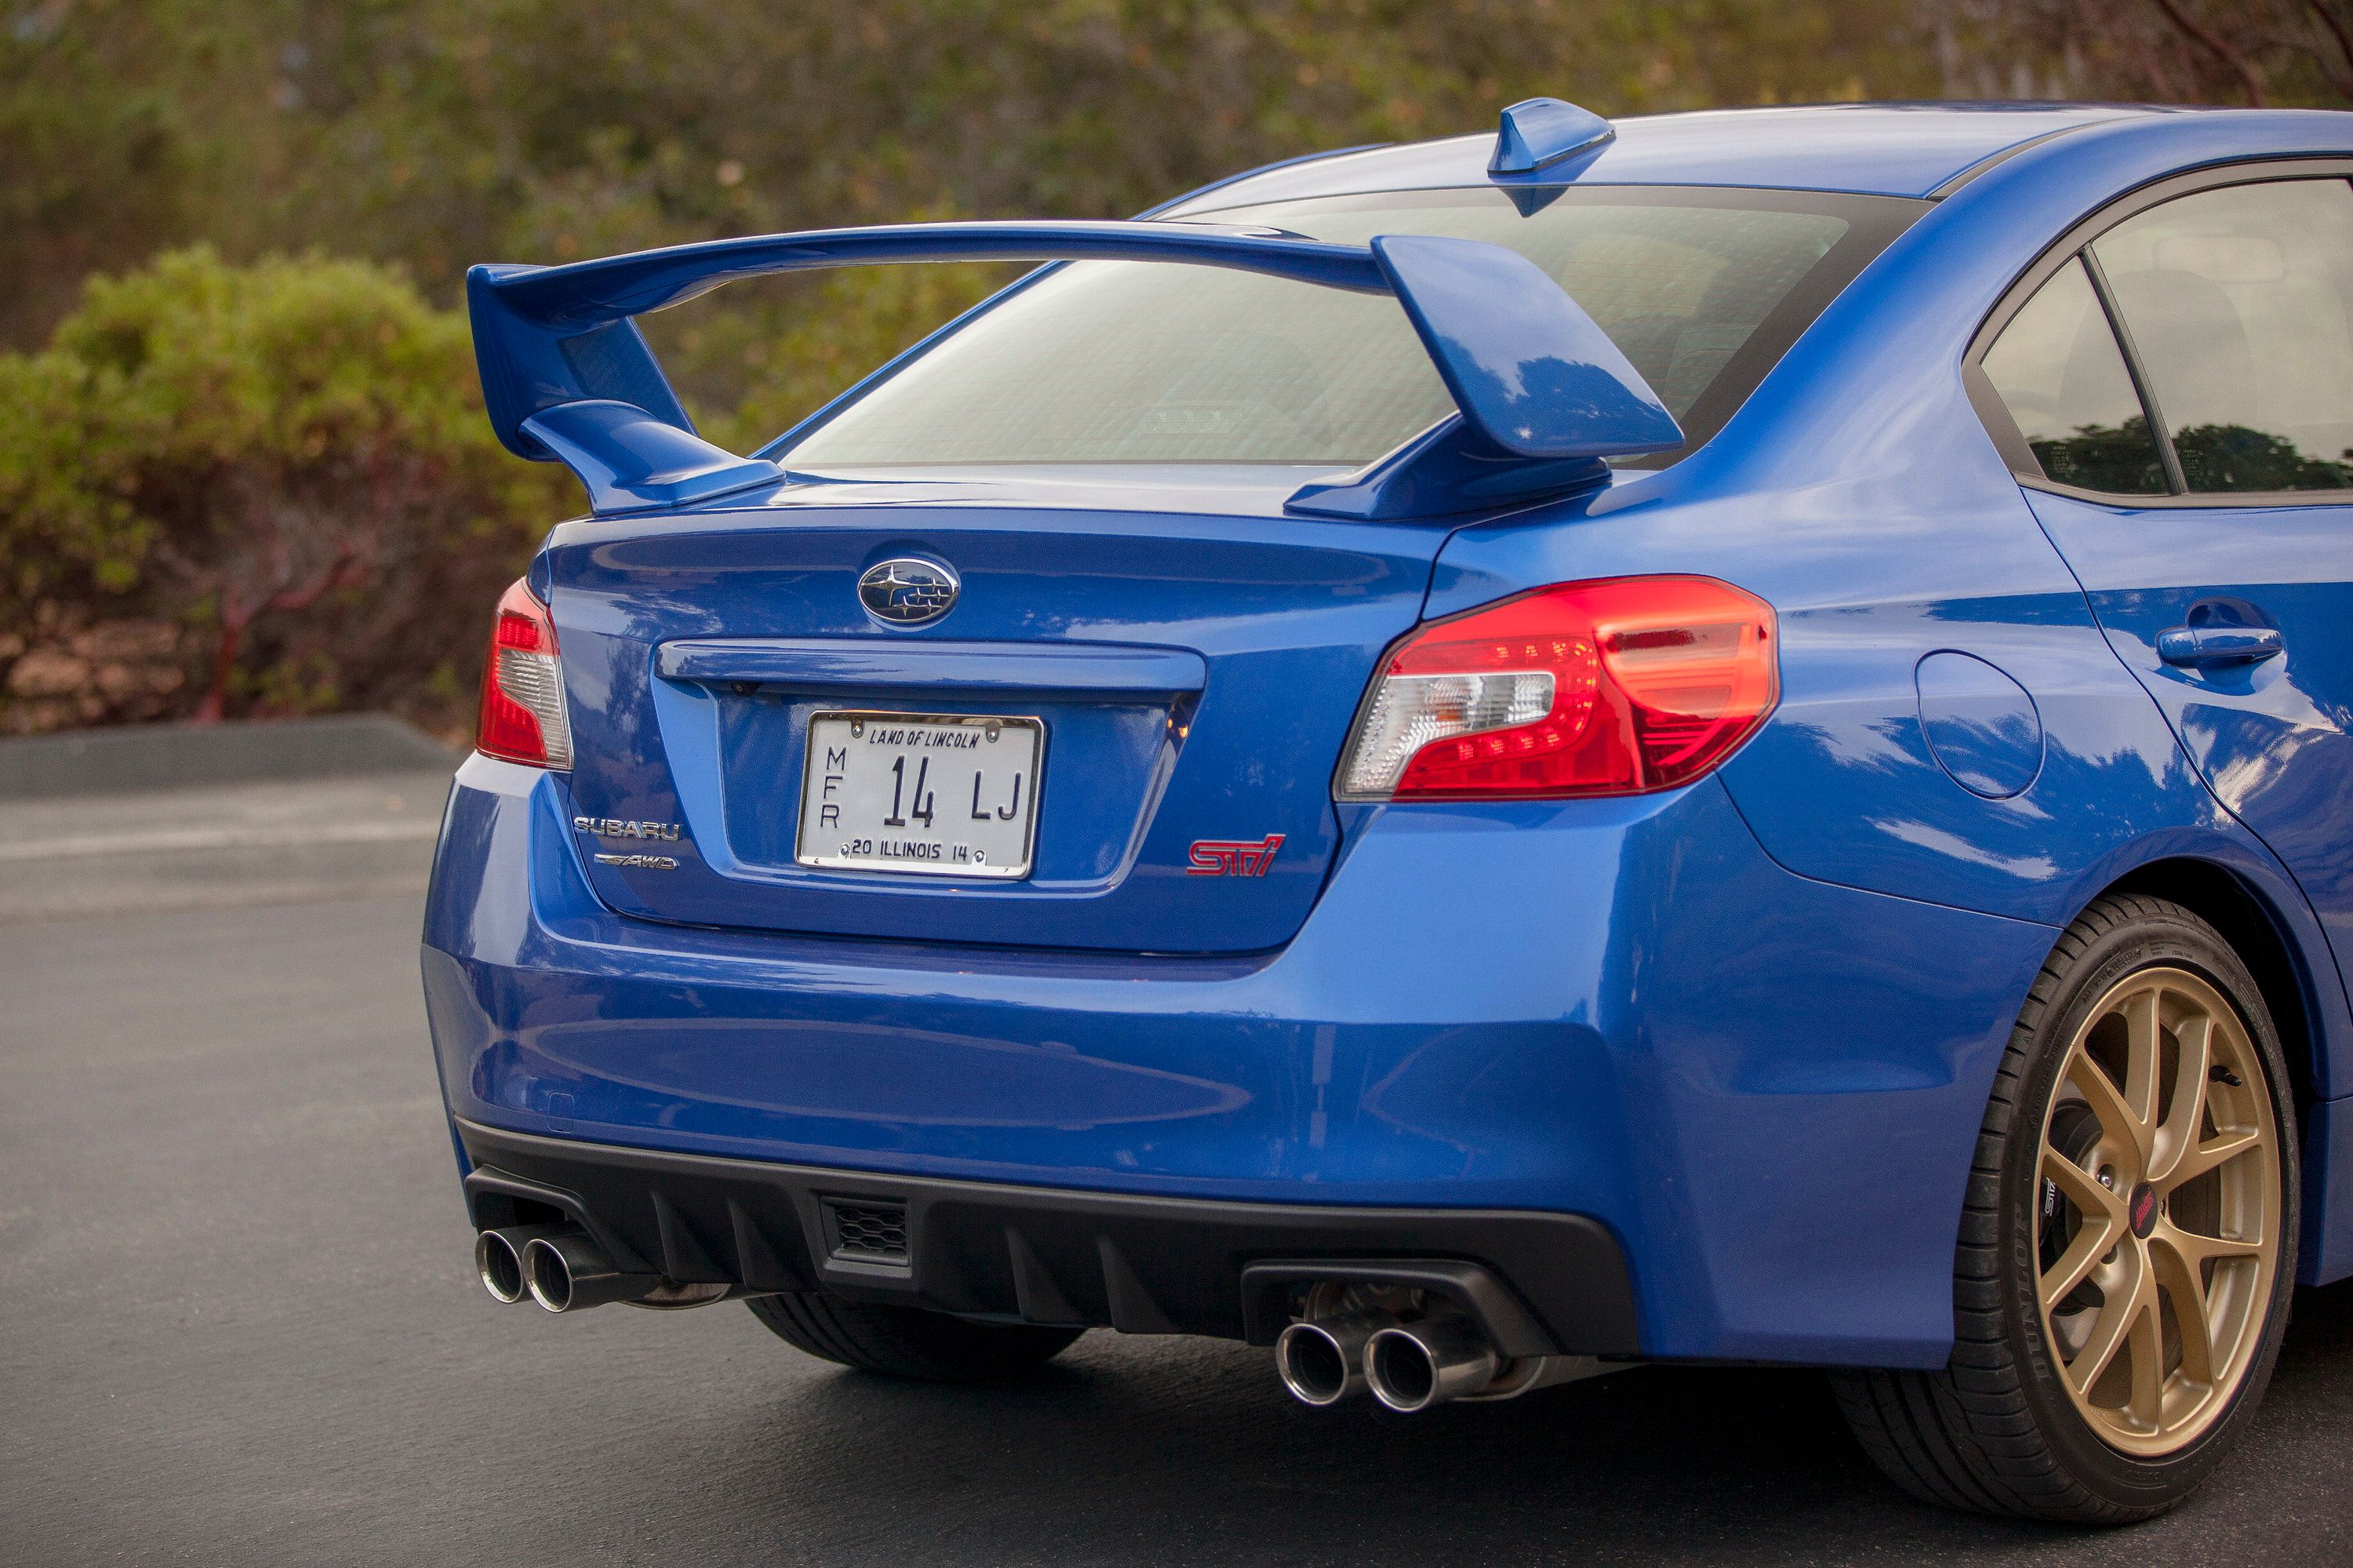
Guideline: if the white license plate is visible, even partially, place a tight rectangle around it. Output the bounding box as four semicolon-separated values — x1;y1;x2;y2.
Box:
795;711;1043;879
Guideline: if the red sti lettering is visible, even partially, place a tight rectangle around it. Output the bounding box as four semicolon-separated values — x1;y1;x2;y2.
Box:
1186;835;1285;877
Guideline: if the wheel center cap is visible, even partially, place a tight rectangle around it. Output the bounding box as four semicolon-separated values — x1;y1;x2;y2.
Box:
2129;1181;2158;1239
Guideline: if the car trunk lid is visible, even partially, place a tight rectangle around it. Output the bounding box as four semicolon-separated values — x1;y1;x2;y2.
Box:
544;471;1454;953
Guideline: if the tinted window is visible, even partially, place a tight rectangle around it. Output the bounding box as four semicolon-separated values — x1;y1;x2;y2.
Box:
781;189;1909;470
2093;180;2353;493
1981;256;2167;495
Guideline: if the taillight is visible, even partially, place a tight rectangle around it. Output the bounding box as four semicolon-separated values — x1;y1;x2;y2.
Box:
475;578;573;769
1336;576;1776;800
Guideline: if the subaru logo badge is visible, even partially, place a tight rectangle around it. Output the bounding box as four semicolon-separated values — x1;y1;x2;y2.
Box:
857;558;959;627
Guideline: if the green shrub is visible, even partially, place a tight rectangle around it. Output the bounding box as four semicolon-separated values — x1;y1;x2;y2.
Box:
0;247;571;735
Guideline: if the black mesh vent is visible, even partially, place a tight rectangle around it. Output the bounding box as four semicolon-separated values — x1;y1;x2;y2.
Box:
824;1199;909;1262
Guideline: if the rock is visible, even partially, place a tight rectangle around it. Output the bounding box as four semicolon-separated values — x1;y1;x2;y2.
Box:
93;660;184;699
71;620;180;662
6;649;93;699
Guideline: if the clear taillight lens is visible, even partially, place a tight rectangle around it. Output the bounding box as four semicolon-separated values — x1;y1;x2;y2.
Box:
1336;575;1777;800
475;578;573;769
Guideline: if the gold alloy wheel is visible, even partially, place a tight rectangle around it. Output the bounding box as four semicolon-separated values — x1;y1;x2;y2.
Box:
2034;966;2282;1457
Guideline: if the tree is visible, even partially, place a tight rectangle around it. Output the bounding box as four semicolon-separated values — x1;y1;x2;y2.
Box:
1937;1;2353;107
1;248;568;732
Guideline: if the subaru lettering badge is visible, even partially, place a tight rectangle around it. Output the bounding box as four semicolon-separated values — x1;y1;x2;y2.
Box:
857;558;960;627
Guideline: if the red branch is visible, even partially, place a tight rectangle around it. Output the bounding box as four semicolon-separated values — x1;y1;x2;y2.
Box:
191;536;376;722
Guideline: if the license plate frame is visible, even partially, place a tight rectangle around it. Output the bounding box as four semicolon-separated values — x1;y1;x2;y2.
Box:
793;710;1045;880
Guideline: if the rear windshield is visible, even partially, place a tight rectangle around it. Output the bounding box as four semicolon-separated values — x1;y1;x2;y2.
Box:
777;186;1920;471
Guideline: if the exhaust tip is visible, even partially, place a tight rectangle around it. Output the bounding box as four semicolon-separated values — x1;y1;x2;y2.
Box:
1276;1321;1362;1407
523;1235;576;1313
1366;1316;1500;1413
1366;1327;1440;1412
475;1230;527;1304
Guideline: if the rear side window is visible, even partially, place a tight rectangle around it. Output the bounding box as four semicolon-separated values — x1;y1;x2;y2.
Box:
2091;180;2353;493
779;187;1918;471
1980;256;2168;496
1983;175;2353;499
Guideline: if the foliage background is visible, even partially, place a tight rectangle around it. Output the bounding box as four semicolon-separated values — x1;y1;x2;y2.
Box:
4;0;2348;734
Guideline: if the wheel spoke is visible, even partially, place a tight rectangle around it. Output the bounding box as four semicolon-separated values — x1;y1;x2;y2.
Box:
2126;1292;2166;1431
2164;1125;2264;1193
2044;1141;2129;1231
2155;1220;2263;1275
2151;1231;2219;1389
2122;987;2164;1133
2042;1213;2118;1308
2067;1265;2148;1397
2151;1013;2214;1186
2066;1045;2151;1173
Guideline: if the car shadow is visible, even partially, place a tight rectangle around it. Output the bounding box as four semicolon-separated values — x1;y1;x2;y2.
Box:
680;1280;2353;1566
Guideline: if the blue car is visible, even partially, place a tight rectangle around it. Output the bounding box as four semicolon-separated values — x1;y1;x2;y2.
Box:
427;98;2353;1522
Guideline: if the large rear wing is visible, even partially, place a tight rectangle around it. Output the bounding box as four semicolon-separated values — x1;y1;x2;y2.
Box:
467;218;1679;518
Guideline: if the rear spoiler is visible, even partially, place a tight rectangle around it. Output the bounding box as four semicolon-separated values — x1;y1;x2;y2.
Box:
467;219;1680;518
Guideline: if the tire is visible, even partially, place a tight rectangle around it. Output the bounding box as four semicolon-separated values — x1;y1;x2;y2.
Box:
1835;893;2299;1523
747;1292;1084;1381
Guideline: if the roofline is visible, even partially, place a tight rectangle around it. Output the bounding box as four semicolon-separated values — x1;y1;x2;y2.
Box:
1161;102;2185;214
1925;122;2117;198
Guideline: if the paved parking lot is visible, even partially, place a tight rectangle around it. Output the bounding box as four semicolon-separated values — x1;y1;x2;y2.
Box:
5;760;2353;1564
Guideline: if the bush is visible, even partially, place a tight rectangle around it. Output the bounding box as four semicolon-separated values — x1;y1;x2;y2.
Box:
0;248;572;736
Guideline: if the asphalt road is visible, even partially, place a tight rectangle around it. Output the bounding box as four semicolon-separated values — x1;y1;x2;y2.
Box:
8;888;2353;1563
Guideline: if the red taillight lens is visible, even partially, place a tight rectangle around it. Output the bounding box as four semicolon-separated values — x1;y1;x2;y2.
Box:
475;578;573;769
1336;576;1777;800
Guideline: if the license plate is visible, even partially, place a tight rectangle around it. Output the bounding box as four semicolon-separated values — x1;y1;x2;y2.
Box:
795;711;1043;879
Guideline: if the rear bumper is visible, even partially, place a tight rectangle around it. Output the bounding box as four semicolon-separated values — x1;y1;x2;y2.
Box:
458;1119;1639;1354
423;754;2059;1368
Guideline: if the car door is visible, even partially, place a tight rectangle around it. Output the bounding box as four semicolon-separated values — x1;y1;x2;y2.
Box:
1975;169;2353;988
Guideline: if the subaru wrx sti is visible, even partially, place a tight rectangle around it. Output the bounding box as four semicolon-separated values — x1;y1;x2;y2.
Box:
427;99;2353;1521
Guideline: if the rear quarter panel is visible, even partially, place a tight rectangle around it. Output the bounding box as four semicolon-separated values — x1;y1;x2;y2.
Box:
1429;110;2353;1278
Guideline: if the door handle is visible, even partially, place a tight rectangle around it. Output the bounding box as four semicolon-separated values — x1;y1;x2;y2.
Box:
2157;624;2284;668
